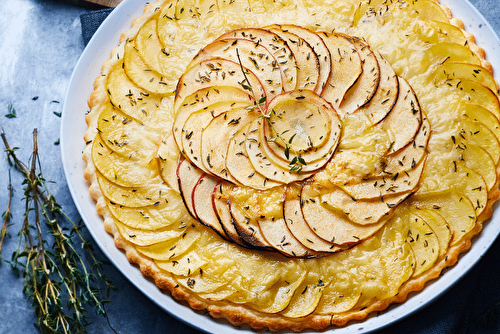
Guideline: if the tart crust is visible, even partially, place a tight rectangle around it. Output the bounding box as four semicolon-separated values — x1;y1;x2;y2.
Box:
83;0;500;331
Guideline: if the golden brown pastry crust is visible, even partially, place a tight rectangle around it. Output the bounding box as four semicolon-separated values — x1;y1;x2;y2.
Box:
83;0;500;331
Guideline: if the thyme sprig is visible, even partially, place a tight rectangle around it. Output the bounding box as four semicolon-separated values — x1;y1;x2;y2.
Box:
0;170;13;260
1;128;116;334
235;48;306;173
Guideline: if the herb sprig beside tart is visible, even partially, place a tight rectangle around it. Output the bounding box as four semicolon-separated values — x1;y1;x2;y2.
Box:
84;0;500;331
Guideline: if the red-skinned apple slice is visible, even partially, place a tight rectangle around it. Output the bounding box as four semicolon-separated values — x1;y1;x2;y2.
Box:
359;51;399;125
229;198;273;250
300;183;386;246
173;58;265;113
212;182;250;247
275;24;331;95
177;158;204;218
215;28;297;92
319;32;362;111
192;174;227;239
339;35;380;115
187;38;283;99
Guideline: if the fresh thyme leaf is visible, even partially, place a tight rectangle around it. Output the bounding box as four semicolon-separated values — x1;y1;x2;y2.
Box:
288;132;296;144
32;96;39;101
284;146;290;160
1;128;117;334
53;111;62;117
54;138;60;145
258;96;267;104
5;104;16;118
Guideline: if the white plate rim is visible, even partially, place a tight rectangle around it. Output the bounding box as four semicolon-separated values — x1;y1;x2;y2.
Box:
61;1;500;333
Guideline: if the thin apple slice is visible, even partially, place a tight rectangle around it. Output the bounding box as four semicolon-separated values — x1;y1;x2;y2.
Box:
411;207;451;259
173;85;253;154
301;184;386;245
177;158;204;218
155;249;207;276
359;51;399;125
226;122;282;190
284;186;345;253
319;32;363;111
181;103;247;175
338;156;425;200
432;62;497;94
321;187;412;225
192;174;227;239
339;35;380;114
405;211;440;277
246;118;314;183
123;39;175;95
215;28;297;92
212;182;250;247
280;271;327;318
424;43;481;68
92;134;158;188
187;38;283;99
379;77;422;154
176;264;239;295
266;25;320;91
136;228;201;261
201;107;259;182
412;190;476;246
274;24;331;94
173;58;265;113
158;134;181;193
258;216;325;258
315;284;361;314
383;117;430;175
229;199;273;250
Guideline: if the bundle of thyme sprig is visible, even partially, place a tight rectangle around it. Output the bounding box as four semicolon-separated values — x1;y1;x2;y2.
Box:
1;128;116;334
0;170;13;260
235;48;307;173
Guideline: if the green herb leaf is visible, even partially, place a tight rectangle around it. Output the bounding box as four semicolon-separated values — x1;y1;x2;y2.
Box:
5;104;16;118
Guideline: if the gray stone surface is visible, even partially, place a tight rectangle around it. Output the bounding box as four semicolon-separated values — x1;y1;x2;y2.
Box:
0;0;499;334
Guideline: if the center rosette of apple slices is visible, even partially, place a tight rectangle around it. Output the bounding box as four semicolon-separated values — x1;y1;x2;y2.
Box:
169;26;428;258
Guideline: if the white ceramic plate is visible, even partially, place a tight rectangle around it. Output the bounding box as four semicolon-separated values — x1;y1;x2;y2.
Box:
61;1;500;333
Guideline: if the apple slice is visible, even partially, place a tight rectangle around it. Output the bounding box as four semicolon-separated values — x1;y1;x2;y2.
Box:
229;198;273;250
123;39;175;95
92;134;159;188
192;174;227;239
424;43;481;68
266;26;320;91
319;32;363;111
226;122;283;190
201;107;259;182
158;134;181;193
383;117;430;175
283;186;345;253
245;118;314;183
173;58;265;113
338;156;425;200
215;28;297;92
405;211;440;277
136;228;201;261
339;35;380;115
212;182;250;247
379;77;422;154
181;102;248;175
301;184;387;245
273;24;331;95
176;158;204;219
114;219;184;246
411;207;451;259
155;249;207;276
187;38;283;99
321;187;413;225
412;190;476;246
173;85;253;154
359;51;399;125
414;20;467;45
432;62;498;94
454;140;497;191
458;117;500;164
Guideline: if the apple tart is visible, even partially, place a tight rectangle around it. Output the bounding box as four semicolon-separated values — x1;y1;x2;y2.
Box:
83;0;500;331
